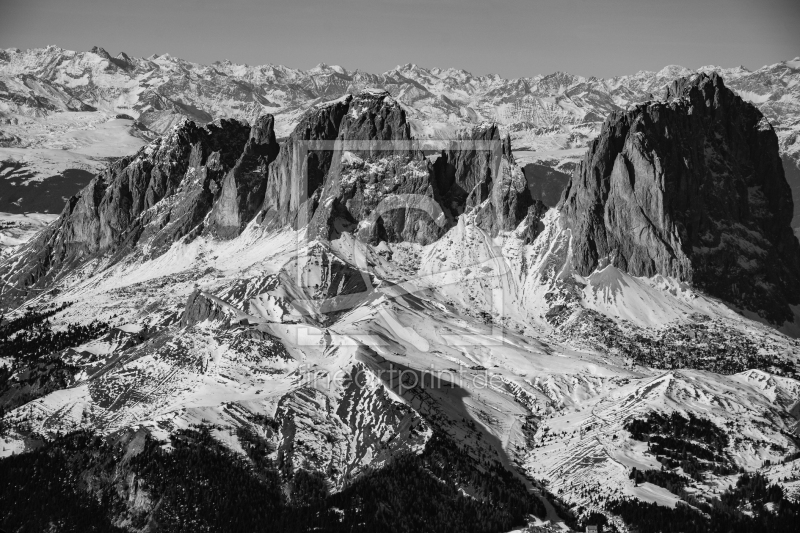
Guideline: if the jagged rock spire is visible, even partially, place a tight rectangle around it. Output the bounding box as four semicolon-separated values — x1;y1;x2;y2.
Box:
560;72;800;324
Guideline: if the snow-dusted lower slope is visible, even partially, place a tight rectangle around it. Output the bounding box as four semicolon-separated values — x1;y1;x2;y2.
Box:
1;200;798;527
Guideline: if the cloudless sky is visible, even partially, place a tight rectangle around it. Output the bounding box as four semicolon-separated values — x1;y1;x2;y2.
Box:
1;0;798;78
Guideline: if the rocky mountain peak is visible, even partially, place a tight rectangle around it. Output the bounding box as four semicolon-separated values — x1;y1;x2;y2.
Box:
660;70;725;103
89;45;134;71
560;73;800;325
0;77;535;303
248;113;279;147
0;118;253;304
655;64;692;79
260;88;531;245
5;48;800;530
259;95;353;232
207;115;280;238
338;89;409;151
89;46;110;58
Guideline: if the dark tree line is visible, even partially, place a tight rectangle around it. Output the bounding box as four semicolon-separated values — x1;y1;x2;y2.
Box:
0;303;72;341
607;471;800;533
721;471;785;509
324;431;545;532
629;467;689;494
0;431;125;532
565;311;799;378
0;310;108;361
0;304;109;414
625;412;736;479
0;426;543;533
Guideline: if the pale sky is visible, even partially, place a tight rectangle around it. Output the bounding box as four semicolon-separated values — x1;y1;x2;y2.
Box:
1;0;798;78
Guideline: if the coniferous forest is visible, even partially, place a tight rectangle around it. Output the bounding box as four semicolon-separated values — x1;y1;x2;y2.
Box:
0;304;109;417
607;470;800;533
0;305;108;360
0;427;542;533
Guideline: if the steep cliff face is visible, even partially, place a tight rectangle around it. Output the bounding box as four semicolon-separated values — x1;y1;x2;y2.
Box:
305;95;537;244
431;124;542;239
259;96;352;231
207;115;280;238
0;119;253;305
560;72;800;324
473;133;541;238
180;290;238;328
306;90;436;243
433;124;500;216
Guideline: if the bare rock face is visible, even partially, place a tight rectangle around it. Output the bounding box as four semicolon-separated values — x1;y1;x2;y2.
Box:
181;290;235;328
0;89;539;308
308;91;444;244
89;46;133;71
207;115;280;238
433;124;501;217
259;96;352;231
0;119;253;306
522;163;571;208
473;133;539;237
431;125;541;238
781;153;800;234
560;72;800;324
307;104;537;244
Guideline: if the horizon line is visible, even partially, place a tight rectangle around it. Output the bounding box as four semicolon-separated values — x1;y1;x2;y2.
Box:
5;44;800;82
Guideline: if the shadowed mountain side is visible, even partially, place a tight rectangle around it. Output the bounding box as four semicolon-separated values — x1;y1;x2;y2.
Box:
522;163;571;208
781;153;800;235
560;72;800;325
0;89;543;309
206;115;280;238
0;119;253;306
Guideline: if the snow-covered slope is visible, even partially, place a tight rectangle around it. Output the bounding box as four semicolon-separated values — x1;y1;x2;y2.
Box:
2;200;797;526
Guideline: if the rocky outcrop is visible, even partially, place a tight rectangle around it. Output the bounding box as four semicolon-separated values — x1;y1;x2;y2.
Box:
0;119;253;306
473;132;539;237
560;72;800;324
307;90;438;243
426;124;542;238
0;89;538;308
181;290;237;327
259;96;352;231
433;124;501;217
89;46;134;71
207;115;280;238
307;108;537;244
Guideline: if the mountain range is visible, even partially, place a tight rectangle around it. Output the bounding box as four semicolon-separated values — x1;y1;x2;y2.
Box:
1;46;799;232
1;47;800;533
